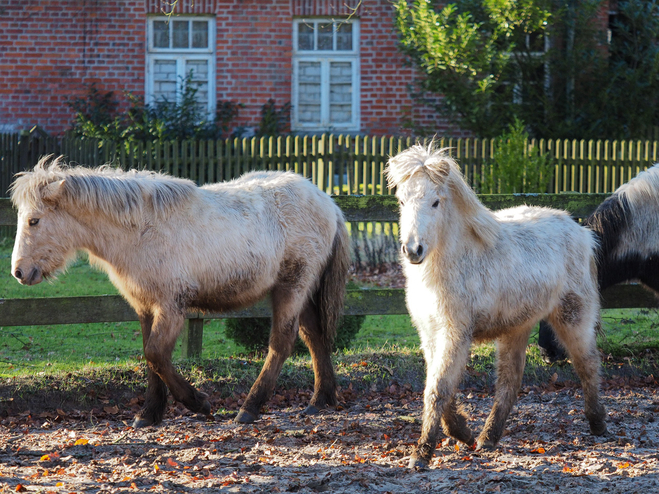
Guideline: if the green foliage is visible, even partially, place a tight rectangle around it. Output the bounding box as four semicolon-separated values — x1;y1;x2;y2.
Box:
395;0;551;137
257;99;292;137
395;0;659;139
224;315;366;354
598;0;659;138
482;118;553;193
68;73;242;142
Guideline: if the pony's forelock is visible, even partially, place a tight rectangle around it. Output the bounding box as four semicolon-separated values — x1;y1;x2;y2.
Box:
10;155;197;225
386;144;455;189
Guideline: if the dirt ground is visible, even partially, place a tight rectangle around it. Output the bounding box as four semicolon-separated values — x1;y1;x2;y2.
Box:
1;378;658;494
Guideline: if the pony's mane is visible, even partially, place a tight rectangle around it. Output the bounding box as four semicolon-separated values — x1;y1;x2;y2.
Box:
386;144;500;248
615;163;659;218
10;155;197;226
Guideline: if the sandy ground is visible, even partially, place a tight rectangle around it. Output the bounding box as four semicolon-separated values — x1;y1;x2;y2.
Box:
1;379;658;494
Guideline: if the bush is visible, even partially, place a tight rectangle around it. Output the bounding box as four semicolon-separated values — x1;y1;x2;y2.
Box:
481;118;553;194
67;74;242;142
225;314;366;354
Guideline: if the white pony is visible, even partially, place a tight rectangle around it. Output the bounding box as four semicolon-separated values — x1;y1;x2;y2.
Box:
386;145;607;468
11;156;350;427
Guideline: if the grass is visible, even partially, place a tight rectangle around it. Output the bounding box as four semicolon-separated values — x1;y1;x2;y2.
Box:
2;238;659;389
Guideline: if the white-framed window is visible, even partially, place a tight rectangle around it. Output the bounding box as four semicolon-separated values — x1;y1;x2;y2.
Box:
146;17;216;116
292;19;360;132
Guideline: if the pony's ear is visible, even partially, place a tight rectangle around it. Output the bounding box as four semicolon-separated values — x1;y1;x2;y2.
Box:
42;179;66;205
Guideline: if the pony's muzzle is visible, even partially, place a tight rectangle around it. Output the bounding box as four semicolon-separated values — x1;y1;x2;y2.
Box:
402;242;425;264
13;265;43;285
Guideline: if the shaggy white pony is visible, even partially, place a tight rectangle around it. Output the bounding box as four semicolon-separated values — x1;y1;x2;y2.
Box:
387;144;607;468
11;156;350;427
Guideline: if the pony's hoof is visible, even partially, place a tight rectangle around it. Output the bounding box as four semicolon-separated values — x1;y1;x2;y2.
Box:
302;404;320;416
590;421;608;436
235;409;258;423
476;440;496;451
132;417;155;429
408;455;429;469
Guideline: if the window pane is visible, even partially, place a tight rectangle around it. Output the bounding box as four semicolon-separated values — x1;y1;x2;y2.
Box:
153;60;178;102
317;23;333;50
185;60;209;111
298;23;314;50
298;62;321;123
336;23;353;50
153;21;170;48
330;62;352;123
192;21;208;48
173;21;189;48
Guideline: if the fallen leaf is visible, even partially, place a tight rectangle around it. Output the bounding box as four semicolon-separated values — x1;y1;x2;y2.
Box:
74;438;89;446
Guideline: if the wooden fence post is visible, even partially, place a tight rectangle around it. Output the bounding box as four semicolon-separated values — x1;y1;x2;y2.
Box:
181;318;204;358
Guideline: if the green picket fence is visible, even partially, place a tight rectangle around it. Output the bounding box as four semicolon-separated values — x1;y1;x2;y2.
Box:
3;131;659;196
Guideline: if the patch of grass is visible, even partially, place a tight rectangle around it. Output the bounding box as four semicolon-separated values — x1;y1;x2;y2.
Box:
351;315;419;349
3;241;659;391
599;308;659;356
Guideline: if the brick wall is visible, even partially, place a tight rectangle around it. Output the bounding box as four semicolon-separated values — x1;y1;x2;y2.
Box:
0;0;145;134
0;0;447;136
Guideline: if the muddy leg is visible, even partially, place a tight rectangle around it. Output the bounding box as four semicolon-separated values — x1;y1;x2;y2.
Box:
548;304;607;436
298;302;337;415
140;311;210;425
477;327;532;450
441;396;475;447
133;313;169;428
409;335;471;469
236;289;303;423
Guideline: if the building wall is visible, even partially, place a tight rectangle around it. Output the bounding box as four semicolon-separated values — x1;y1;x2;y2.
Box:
0;0;146;134
0;0;444;136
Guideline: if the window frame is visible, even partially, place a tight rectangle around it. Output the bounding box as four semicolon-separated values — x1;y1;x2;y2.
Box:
145;16;216;116
292;18;360;132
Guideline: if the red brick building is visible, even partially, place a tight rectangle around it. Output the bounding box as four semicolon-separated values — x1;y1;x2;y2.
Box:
0;0;446;137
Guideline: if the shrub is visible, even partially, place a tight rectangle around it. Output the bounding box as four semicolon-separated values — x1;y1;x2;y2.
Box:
67;73;242;142
481;118;554;194
225;314;366;354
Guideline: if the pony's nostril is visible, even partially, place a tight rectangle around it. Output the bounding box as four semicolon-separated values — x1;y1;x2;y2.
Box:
14;268;23;280
417;245;424;257
401;244;408;255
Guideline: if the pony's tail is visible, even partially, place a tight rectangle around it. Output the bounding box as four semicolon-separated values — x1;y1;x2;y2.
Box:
316;213;351;350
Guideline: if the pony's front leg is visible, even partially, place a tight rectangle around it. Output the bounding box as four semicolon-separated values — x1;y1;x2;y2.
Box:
477;327;532;450
138;310;210;426
133;313;169;428
410;332;471;469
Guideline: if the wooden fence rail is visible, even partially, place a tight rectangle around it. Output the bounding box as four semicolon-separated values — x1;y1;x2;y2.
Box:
1;194;657;358
3;131;659;197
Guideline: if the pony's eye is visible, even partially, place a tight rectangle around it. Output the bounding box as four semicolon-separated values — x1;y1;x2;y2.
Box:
28;218;40;226
432;200;439;208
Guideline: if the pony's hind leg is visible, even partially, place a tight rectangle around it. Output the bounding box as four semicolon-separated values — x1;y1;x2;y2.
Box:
477;326;532;450
547;296;607;436
140;310;211;426
236;288;303;423
133;313;169;428
298;301;338;414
